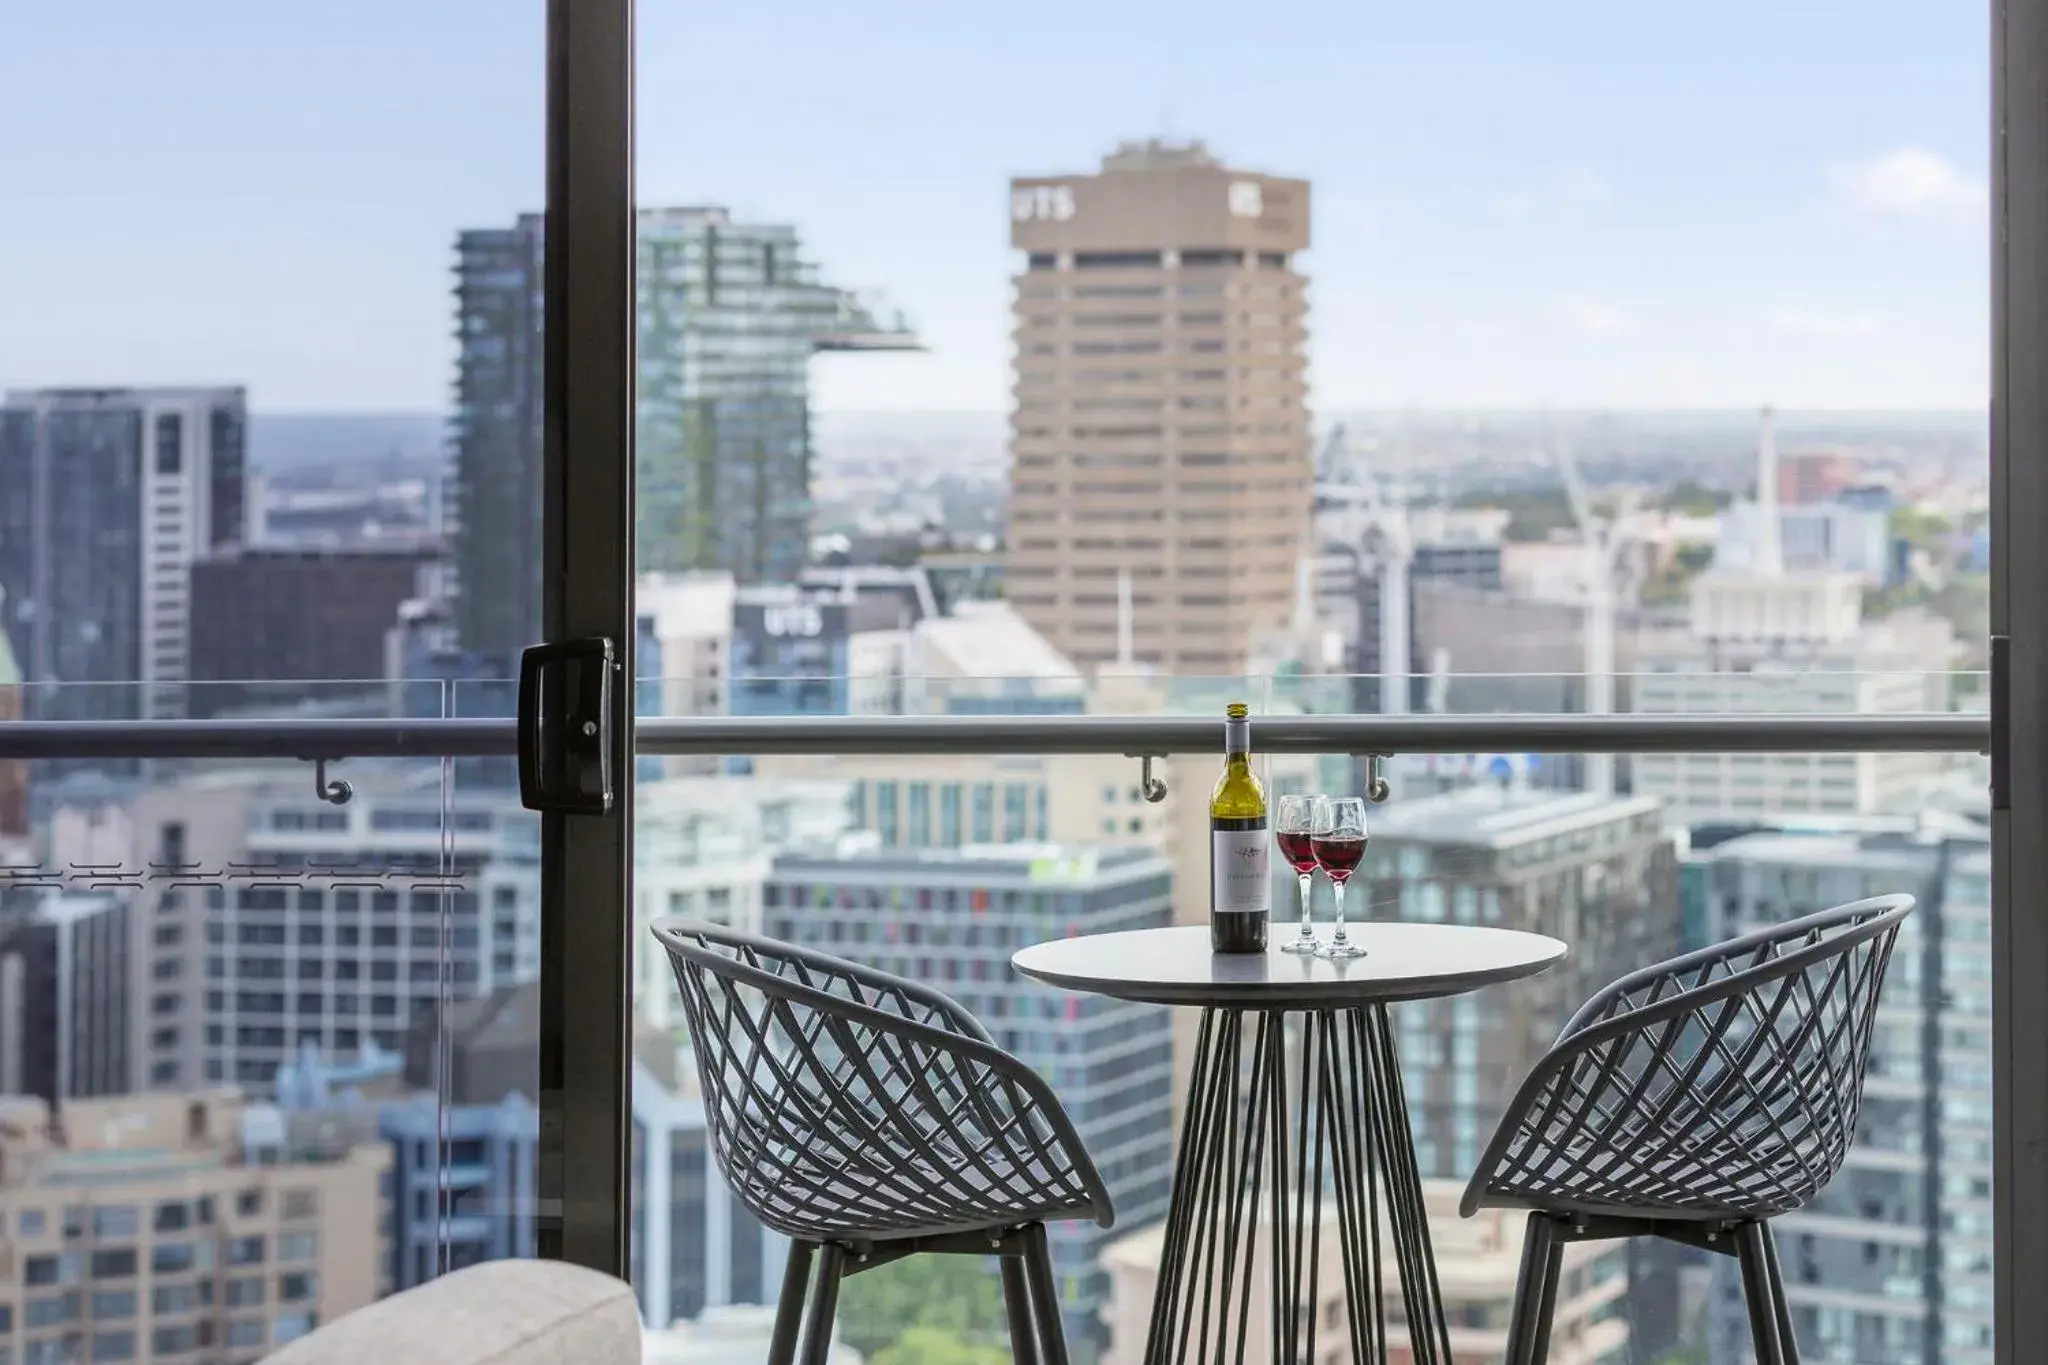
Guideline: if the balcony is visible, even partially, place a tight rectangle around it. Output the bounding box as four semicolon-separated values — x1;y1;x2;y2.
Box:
0;668;1994;1361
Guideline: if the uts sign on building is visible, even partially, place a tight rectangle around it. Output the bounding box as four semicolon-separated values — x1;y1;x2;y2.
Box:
729;593;849;718
1003;139;1312;676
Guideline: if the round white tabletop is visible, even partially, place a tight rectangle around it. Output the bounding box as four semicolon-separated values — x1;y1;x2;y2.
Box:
1012;922;1566;1009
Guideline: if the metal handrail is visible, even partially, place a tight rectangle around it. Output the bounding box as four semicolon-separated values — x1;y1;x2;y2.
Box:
0;712;1990;761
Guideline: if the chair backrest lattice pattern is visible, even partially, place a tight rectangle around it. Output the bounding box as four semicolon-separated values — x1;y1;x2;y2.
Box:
651;918;1113;1242
1463;895;1913;1221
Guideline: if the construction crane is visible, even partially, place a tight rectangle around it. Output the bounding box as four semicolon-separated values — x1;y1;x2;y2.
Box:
1544;422;1639;798
1315;424;1414;714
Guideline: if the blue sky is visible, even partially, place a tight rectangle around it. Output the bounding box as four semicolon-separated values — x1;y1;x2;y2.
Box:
0;1;1989;412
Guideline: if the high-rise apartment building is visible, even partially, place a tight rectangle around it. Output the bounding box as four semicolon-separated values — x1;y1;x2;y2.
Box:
1006;139;1313;675
0;890;131;1105
0;386;248;720
1359;788;1679;1176
1691;817;1991;1365
1359;786;1684;1355
127;768;539;1095
636;208;916;583
1632;629;1954;826
764;844;1177;1352
448;217;547;663
189;545;439;715
449;210;914;659
0;1090;389;1364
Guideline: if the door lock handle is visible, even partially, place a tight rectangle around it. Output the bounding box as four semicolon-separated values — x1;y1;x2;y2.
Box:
517;636;618;814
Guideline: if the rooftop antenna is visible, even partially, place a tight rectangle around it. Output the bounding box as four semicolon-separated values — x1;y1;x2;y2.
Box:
1755;404;1783;577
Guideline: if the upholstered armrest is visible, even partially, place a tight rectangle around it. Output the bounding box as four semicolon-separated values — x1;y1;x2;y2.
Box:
262;1260;641;1365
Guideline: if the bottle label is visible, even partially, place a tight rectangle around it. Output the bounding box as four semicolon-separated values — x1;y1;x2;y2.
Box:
1212;826;1271;915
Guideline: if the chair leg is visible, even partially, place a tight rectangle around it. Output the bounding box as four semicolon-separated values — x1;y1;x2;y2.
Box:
1525;1214;1566;1365
1020;1223;1071;1365
1501;1213;1559;1365
1001;1244;1043;1365
1735;1221;1788;1365
768;1241;815;1365
798;1241;847;1365
1756;1221;1801;1365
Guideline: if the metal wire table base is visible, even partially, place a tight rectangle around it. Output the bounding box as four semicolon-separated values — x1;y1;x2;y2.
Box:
1144;1006;1454;1365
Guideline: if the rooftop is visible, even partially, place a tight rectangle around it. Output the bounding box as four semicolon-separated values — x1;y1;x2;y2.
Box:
0;1091;380;1190
1100;138;1221;172
1698;828;1952;871
913;600;1080;680
772;842;1166;885
1367;785;1663;848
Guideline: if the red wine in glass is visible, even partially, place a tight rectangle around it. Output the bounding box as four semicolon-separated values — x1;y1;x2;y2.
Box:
1311;834;1367;883
1276;830;1318;875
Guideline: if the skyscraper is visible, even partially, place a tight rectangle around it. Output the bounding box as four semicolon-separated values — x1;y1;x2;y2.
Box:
0;386;247;720
128;768;538;1094
449;209;915;659
1692;818;1992;1365
1006;139;1313;675
449;216;546;662
764;844;1176;1352
0;1090;390;1360
1358;785;1685;1355
636;207;916;583
0;890;131;1103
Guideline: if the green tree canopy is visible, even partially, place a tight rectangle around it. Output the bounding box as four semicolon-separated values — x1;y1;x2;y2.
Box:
1451;485;1578;542
1656;479;1731;517
836;1255;1012;1360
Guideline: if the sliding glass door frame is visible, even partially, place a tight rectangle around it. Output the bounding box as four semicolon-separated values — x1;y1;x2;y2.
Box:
1994;1;2048;1361
513;3;2048;1351
535;0;637;1275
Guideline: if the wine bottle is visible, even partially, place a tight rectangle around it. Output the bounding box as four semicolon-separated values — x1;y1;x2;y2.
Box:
1210;701;1270;953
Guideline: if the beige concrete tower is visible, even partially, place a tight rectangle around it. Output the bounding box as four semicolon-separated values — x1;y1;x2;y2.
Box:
1006;140;1313;677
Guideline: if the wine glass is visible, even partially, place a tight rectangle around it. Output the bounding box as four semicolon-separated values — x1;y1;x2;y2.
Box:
1312;796;1368;959
1274;795;1319;954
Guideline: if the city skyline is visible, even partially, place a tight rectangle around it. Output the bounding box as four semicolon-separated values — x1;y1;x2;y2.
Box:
0;0;1989;414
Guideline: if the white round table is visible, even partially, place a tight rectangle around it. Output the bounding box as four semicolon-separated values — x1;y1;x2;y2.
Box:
1013;922;1566;1365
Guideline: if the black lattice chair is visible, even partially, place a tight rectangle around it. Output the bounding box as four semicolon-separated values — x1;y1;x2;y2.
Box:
1461;894;1913;1365
651;918;1114;1365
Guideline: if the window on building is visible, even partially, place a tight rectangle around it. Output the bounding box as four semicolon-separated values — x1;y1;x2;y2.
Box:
152;1325;198;1355
90;1249;138;1279
91;1329;136;1362
273;1314;315;1346
91;1290;136;1320
940;784;963;847
91;1207;138;1238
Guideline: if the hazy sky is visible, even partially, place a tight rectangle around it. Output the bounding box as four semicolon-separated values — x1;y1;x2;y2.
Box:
0;1;1989;413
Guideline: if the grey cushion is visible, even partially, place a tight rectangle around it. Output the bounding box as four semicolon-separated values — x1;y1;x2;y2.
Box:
262;1260;641;1365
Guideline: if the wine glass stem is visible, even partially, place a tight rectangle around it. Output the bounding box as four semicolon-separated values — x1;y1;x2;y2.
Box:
1332;880;1348;945
1297;873;1313;935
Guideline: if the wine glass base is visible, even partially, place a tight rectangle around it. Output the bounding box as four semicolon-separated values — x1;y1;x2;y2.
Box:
1317;940;1368;960
1280;935;1319;954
